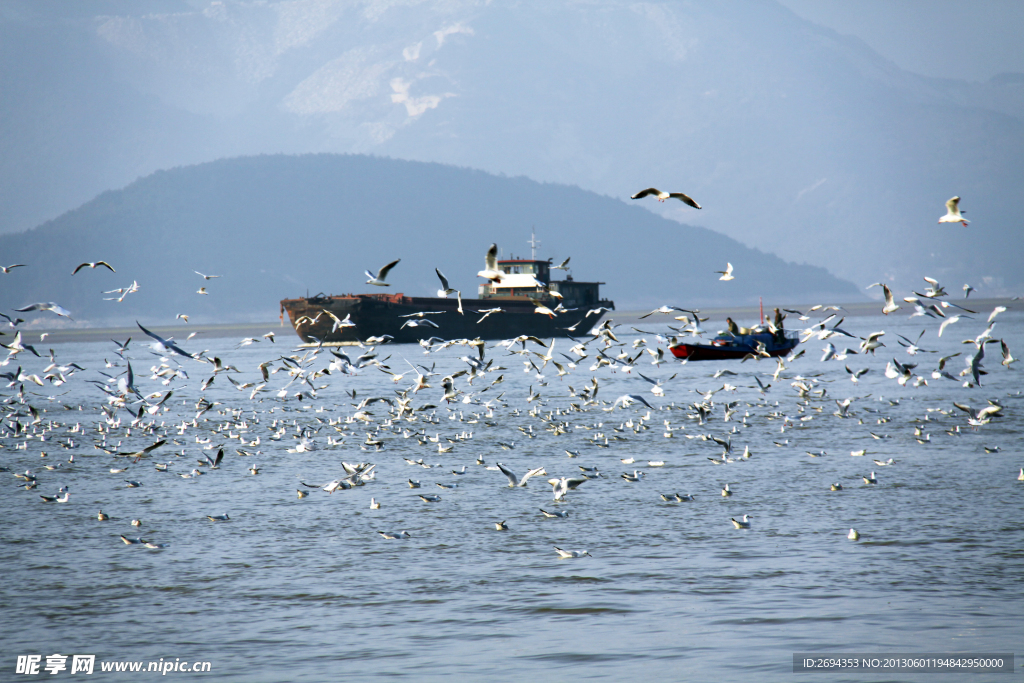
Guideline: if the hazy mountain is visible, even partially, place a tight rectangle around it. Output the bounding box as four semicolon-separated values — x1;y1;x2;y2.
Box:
1;1;1021;296
0;154;859;326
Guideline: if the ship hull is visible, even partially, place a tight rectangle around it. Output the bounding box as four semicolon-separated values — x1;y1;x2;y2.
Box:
280;293;613;344
669;333;798;361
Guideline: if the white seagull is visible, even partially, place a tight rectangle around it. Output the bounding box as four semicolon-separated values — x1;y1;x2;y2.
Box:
14;302;73;319
554;547;592;558
938;196;968;226
867;283;900;315
630;188;701;209
435;268;457;298
496;463;547;487
730;514;753;529
477;244;504;283
365;259;400;286
73;261;115;274
848;528;860;540
716;263;734;281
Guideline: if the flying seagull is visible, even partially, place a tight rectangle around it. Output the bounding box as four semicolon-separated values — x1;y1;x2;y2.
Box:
15;302;72;319
1;264;26;274
938;196;968;226
631;188;701;209
551;257;571;270
716;263;734;281
136;322;195;359
867;283;900;315
73;261;115;274
477;244;503;283
366;259;400;287
435;268;457;298
194;271;221;280
496;462;547;487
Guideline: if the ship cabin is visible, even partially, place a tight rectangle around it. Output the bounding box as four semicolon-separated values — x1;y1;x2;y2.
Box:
478;257;606;309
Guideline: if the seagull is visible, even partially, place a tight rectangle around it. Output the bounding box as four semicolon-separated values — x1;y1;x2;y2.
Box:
400;318;439;329
370;498;381;509
847;528;860;541
194;271;221;280
612;394;654;410
549;476;588;500
721;484;732;497
39;490;70;503
539;509;569;518
97;510;109;521
859;331;885;355
551;257;571;271
938;196;968;226
496;463;547;487
378;530;410;539
418;494;442;502
716;263;734;281
1;264;26;273
73;261;115;274
867;283;900;315
14;302;73;319
119;535;145;545
495;520;509;530
630;188;701;209
144;541;168;549
365;259;400;286
131;519;142;526
137;322;194;359
938;315;966;337
554;547;591;558
862;472;877;484
477;244;503;283
435;268;457;298
830;483;843;491
730;514;753;529
296;489;309;498
197;287;208;295
206;513;230;521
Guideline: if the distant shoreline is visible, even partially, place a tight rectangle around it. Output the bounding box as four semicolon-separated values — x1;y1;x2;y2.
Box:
11;298;1020;345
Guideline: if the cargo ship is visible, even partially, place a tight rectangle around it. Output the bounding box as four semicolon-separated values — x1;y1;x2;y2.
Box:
280;248;614;344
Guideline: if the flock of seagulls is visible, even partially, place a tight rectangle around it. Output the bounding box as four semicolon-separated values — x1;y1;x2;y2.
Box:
0;191;1019;565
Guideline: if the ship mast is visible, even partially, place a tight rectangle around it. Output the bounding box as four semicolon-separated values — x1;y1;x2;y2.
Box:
528;228;540;260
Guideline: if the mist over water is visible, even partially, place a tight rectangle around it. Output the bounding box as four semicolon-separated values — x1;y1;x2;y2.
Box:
1;307;1020;680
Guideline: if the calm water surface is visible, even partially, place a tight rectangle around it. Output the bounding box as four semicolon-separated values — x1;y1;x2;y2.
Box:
2;309;1021;681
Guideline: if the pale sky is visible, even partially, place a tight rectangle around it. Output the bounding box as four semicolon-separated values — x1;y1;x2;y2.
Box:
777;0;1024;82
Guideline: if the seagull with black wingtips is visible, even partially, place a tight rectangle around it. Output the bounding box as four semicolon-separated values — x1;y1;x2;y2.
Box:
365;259;400;287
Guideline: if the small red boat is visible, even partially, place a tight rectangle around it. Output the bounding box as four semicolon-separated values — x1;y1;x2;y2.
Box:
669;331;799;361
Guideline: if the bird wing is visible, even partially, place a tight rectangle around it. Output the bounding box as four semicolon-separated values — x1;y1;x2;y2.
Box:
496;462;519;487
484;244;498;271
519;466;547;486
377;259;400;281
946;196;960;213
435;268;450;290
668;192;701;209
630;188;660;199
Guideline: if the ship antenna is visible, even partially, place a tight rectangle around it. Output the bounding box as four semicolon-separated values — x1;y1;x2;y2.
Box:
528;227;540;260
